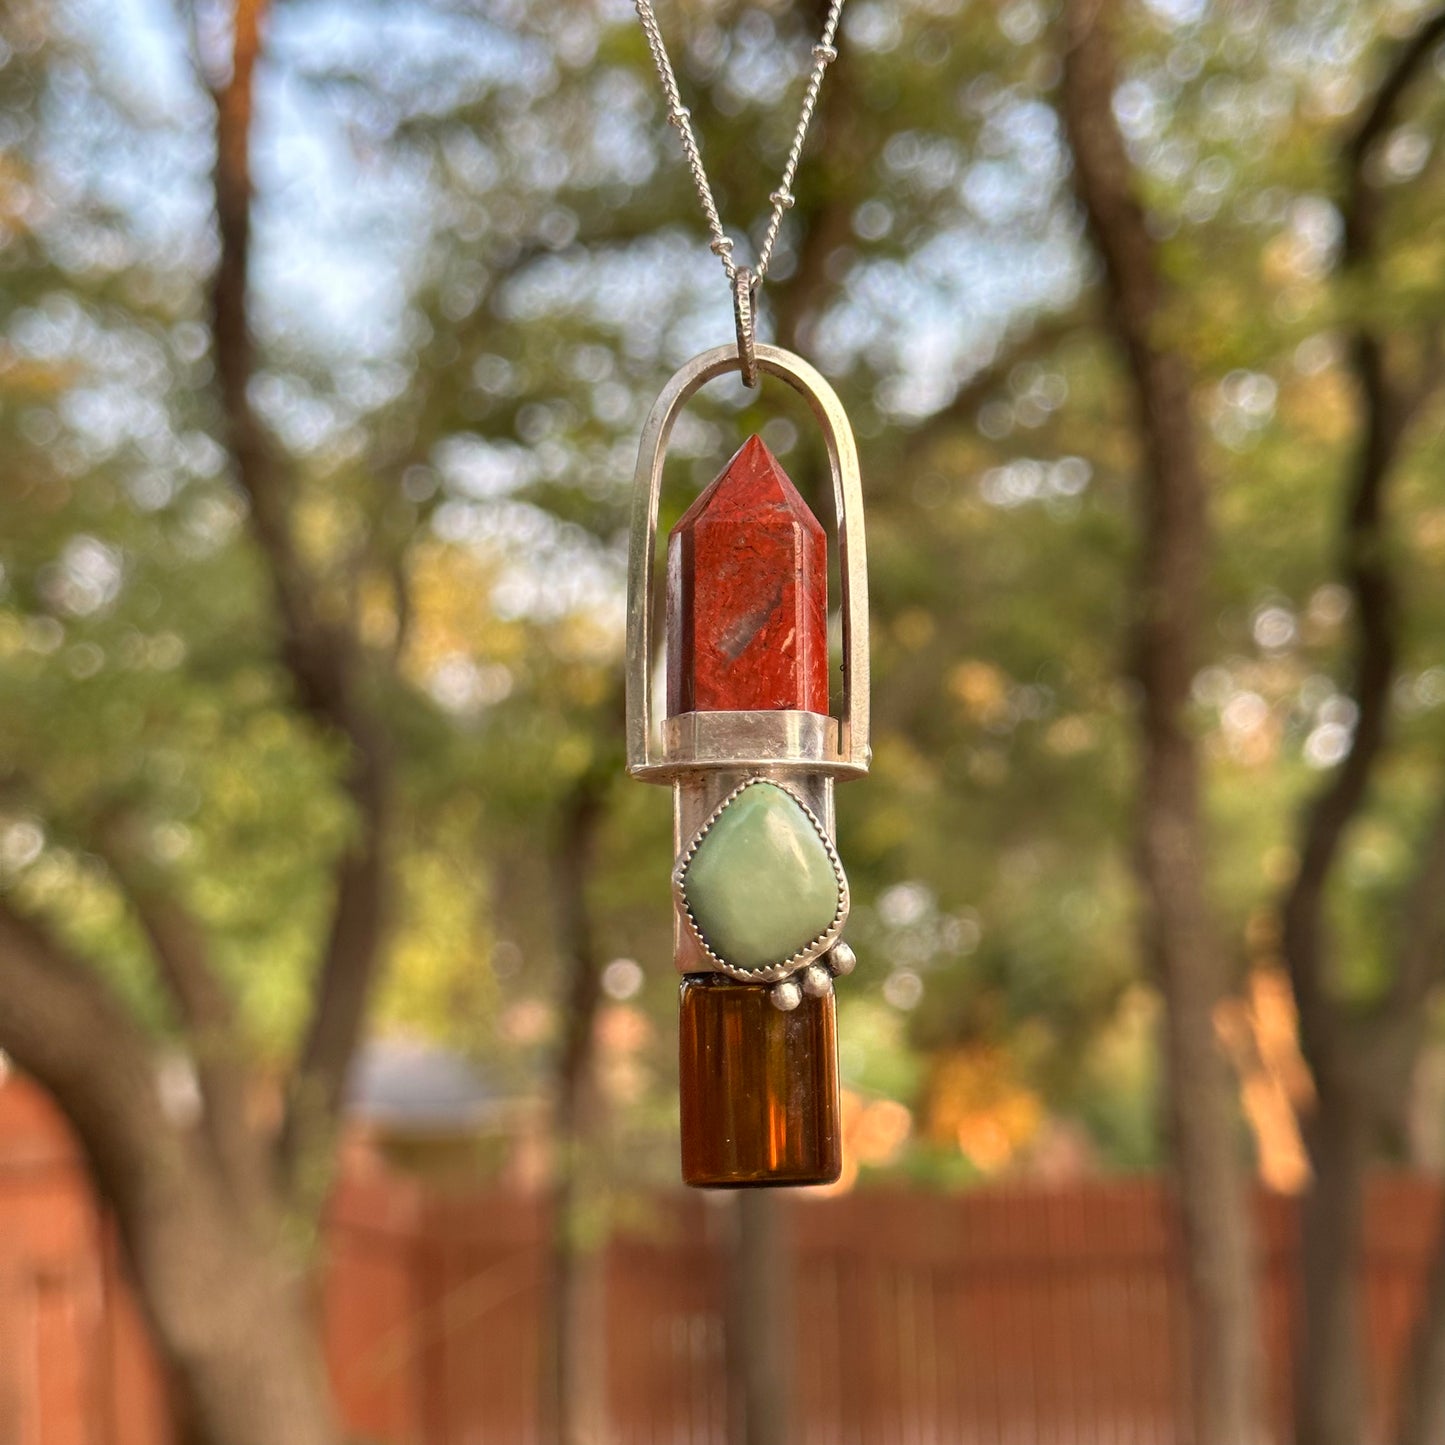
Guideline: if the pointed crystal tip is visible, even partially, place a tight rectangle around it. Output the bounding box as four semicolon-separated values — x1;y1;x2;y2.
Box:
665;435;830;716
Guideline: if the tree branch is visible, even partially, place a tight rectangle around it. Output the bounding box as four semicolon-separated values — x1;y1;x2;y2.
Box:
99;830;264;1204
1060;0;1210;778
1342;10;1445;266
1344;798;1445;1141
205;0;393;1204
1280;5;1445;1077
1393;797;1445;1015
275;731;390;1195
0;898;198;1222
551;766;610;1156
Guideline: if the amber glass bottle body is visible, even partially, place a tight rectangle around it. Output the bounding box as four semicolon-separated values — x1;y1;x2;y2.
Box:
678;973;841;1188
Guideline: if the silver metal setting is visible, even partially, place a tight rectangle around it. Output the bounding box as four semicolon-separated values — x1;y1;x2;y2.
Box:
625;343;870;781
631;709;866;785
827;941;857;977
632;0;846;288
672;776;849;985
732;267;758;388
671;764;833;976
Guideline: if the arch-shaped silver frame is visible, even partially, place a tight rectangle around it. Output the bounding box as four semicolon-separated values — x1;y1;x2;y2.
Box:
625;343;869;782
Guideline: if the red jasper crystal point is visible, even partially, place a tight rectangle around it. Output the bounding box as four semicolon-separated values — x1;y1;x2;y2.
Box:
666;434;829;718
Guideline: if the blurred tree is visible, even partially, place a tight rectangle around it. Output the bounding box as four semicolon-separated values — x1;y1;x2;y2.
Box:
0;1;395;1441
1045;4;1445;1442
1267;10;1445;1445
9;1;1445;1444
1059;3;1262;1440
541;708;620;1445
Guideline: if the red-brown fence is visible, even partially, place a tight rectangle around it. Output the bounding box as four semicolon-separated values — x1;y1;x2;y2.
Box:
2;1075;1442;1445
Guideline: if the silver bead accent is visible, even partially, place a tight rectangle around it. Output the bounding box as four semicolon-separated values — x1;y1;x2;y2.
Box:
709;236;735;257
769;187;796;211
812;42;838;64
801;963;834;998
827;942;857;977
770;979;803;1012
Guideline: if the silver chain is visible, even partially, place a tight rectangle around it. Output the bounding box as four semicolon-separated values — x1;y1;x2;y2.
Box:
633;0;846;290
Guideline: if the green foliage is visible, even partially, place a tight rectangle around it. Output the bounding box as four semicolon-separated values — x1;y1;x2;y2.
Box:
6;0;1445;1193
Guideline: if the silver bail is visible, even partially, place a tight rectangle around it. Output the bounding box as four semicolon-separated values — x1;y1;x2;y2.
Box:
732;266;758;388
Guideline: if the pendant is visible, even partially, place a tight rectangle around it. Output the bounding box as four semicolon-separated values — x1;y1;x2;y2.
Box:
625;336;870;1187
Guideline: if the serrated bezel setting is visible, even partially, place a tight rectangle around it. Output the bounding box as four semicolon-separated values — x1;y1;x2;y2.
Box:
673;775;849;985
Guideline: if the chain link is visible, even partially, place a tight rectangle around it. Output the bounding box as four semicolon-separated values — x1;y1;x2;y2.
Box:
633;0;845;292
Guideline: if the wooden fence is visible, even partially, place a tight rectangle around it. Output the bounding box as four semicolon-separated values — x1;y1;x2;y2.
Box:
1;1076;1441;1445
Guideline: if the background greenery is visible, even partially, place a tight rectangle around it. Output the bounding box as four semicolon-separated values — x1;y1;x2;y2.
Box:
5;0;1445;1204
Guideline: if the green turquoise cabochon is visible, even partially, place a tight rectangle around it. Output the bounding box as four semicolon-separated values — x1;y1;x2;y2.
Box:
679;780;845;971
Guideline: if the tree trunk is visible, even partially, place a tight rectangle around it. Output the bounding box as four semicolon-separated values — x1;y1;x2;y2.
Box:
543;1234;607;1445
1296;1091;1369;1445
114;1176;338;1445
1146;752;1262;1445
3;0;401;1439
1394;808;1445;1443
159;1276;336;1445
542;770;611;1445
726;1194;791;1445
1059;5;1262;1441
0;909;344;1445
1277;5;1445;1427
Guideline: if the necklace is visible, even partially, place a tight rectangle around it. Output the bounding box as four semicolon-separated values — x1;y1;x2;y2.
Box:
624;0;870;1189
633;0;845;382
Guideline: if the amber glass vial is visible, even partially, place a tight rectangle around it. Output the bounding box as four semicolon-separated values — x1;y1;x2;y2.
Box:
678;973;841;1187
